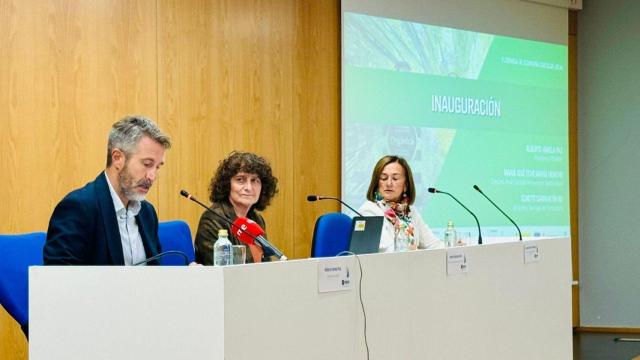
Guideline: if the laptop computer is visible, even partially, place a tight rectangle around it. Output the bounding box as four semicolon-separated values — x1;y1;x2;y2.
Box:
348;216;384;255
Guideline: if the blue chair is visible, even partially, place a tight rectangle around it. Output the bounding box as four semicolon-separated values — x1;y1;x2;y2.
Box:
0;232;46;336
311;212;353;257
158;220;195;265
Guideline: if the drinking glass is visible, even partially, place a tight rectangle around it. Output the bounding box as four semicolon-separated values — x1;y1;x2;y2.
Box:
231;245;246;265
456;232;472;246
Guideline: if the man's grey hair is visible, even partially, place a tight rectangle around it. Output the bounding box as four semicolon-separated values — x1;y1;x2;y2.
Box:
106;115;171;167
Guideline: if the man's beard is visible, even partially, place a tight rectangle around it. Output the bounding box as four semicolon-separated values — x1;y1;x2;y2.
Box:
118;163;152;202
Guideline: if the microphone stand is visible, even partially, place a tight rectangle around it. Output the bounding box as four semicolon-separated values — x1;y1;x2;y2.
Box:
134;250;190;266
180;190;259;238
429;188;483;245
307;195;363;216
473;185;522;241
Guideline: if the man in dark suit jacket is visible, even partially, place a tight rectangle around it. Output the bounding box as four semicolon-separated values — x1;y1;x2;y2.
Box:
44;115;171;265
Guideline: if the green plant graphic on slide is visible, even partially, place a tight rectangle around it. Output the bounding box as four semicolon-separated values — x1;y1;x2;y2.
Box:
344;13;493;78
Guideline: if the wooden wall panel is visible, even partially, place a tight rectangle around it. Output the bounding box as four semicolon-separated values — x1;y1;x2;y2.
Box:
0;0;158;358
1;1;340;357
569;10;579;327
0;0;158;234
292;1;341;258
0;306;27;360
0;0;340;255
157;0;340;258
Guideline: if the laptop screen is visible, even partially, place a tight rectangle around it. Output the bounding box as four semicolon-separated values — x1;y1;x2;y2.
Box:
348;216;384;254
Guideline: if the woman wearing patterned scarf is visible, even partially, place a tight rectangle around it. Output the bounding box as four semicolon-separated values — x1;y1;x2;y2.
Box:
358;155;442;252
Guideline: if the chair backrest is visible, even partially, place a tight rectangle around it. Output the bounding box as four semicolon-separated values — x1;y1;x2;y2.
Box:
158;220;195;265
0;232;46;327
311;212;353;258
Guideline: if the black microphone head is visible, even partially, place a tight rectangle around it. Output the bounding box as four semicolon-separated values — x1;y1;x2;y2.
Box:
427;187;437;193
180;189;190;198
473;185;482;193
307;195;319;202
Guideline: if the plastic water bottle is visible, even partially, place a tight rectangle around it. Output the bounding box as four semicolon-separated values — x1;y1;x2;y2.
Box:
213;229;232;266
444;220;456;248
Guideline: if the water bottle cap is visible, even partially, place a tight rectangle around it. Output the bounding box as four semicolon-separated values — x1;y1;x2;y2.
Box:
218;229;228;237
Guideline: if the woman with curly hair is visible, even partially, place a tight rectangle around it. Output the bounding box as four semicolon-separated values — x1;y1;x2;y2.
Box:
194;151;278;264
358;155;442;253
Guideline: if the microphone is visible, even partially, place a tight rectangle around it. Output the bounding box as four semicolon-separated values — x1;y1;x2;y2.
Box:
134;250;190;266
306;195;363;216
180;189;288;261
180;189;236;229
428;187;483;245
473;185;522;241
232;217;287;261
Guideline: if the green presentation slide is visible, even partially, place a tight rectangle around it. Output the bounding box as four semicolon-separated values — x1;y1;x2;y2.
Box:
342;12;569;241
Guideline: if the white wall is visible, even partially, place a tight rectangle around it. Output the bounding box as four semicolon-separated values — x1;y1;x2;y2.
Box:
578;0;640;327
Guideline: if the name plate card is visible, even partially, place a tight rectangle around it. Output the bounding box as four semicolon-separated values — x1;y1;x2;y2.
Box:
318;257;353;293
447;247;468;275
524;243;540;264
